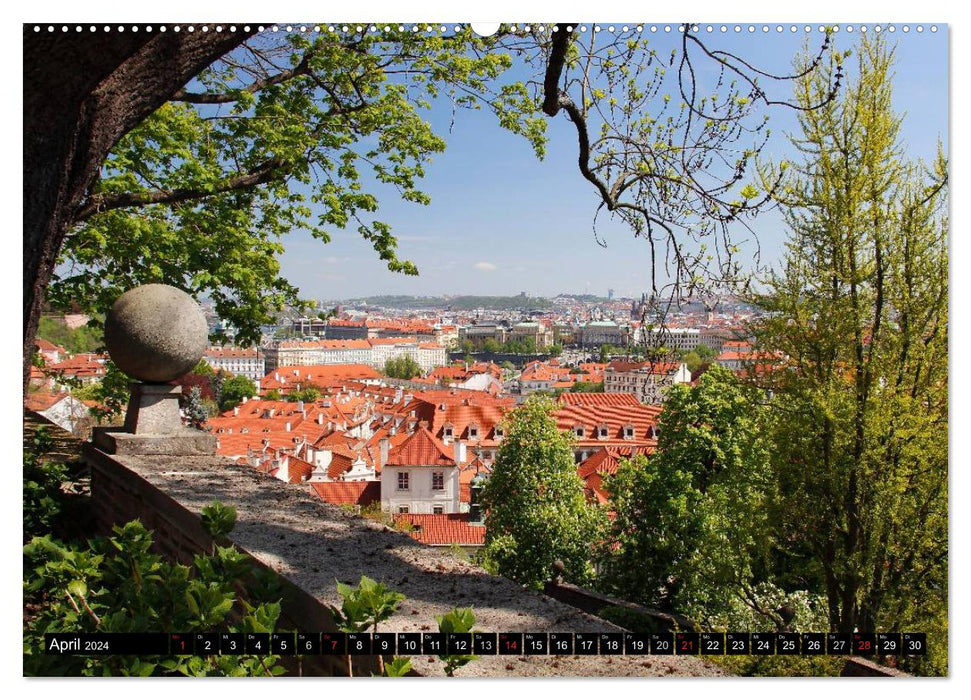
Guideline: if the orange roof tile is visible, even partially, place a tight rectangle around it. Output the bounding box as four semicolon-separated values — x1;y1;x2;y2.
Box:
24;392;71;412
558;393;641;407
393;513;486;546
310;481;381;506
286;455;316;484
386;427;454;467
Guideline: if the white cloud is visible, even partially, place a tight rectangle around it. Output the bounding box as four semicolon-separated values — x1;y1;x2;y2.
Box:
474;261;497;271
321;256;350;264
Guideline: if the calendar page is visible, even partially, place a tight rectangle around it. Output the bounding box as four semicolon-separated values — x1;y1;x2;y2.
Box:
23;15;948;680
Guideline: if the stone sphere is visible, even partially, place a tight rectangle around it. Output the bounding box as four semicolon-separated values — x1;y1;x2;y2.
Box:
104;284;209;383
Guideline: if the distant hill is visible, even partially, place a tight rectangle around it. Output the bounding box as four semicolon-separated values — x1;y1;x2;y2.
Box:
333;295;556;311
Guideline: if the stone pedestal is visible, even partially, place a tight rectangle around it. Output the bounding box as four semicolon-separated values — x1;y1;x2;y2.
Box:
93;383;216;456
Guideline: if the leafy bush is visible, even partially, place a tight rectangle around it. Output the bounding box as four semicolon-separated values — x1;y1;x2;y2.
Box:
23;503;286;677
329;575;405;677
436;607;477;676
23;428;70;542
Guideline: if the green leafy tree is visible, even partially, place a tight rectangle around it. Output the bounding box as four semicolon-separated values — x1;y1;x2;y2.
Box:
481;398;607;588
37;316;104;355
69;360;132;422
480;338;502;354
570;380;604;393
601;365;777;627
752;35;947;666
219;375;258;411
25;27;840;392
42;30;546;352
290;386;321;403
183;386;209;430
24;503;286;676
383;356;423;380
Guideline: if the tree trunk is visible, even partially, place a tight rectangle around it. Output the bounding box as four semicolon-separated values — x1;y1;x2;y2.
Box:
23;25;255;391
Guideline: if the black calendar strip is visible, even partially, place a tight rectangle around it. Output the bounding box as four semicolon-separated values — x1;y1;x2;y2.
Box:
45;631;927;656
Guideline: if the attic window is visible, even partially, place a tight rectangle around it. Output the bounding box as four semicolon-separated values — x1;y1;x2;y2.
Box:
443;424;454;439
468;424;479;440
598;425;609;439
574;426;584;438
494;426;503;438
624;425;635;439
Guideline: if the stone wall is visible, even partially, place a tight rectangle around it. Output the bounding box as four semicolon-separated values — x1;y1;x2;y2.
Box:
82;445;726;677
85;445;352;676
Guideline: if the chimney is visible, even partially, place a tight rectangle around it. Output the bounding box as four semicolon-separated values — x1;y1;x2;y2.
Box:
285;422;291;432
242;396;248;404
233;406;239;416
275;372;280;381
454;440;467;465
297;400;304;412
317;413;324;425
379;438;390;470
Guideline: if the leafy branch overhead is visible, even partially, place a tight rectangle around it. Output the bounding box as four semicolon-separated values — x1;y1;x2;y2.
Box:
46;25;840;345
535;23;841;302
53;28;546;346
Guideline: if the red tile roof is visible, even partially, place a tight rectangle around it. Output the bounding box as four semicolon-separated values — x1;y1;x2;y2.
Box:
24;392;71;412
393;513;486;546
555;402;661;445
206;346;259;358
385;427;454;467
277;339;371;349
310;481;381;506
286;455;316;484
577;446;655;504
260;364;381;391
558;393;641;408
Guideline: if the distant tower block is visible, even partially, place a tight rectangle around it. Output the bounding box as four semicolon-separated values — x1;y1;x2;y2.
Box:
94;284;216;456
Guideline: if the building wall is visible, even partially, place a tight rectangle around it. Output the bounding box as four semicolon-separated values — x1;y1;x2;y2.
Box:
381;465;460;514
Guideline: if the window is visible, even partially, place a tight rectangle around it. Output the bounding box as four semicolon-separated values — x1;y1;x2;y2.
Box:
599;425;609;439
433;505;444;515
397;472;410;490
398;505;410;514
443;424;454;440
624;425;635;439
432;471;445;490
494;427;503;439
575;426;584;438
469;424;479;440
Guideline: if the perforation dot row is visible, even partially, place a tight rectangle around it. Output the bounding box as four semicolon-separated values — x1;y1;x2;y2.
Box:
31;24;939;34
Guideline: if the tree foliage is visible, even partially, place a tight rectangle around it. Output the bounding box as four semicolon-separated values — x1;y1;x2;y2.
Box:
383;355;423;380
37;316;104;355
481;397;607;588
47;28;546;346
219;375;258;411
24;505;286;677
600;365;788;629
751;36;947;664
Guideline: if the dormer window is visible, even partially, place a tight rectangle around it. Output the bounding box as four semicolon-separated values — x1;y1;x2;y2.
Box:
494;426;504;439
598;425;609;439
443;424;454;440
624;425;635;440
574;425;585;438
468;424;479;440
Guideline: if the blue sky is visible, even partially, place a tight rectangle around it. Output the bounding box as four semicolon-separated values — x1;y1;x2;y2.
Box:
276;25;948;302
